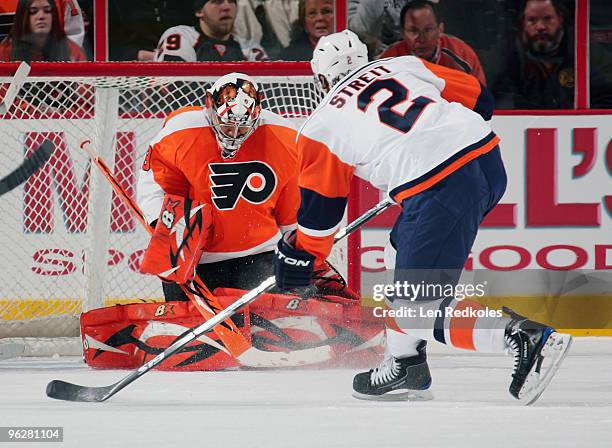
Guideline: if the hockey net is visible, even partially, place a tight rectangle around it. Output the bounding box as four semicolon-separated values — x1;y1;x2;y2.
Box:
0;62;352;358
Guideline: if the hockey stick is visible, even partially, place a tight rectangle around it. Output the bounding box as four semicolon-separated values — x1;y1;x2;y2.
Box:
78;139;334;367
46;198;393;402
0;61;30;114
0;139;54;196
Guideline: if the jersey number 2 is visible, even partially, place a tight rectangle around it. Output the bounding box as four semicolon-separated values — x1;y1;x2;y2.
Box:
357;79;433;133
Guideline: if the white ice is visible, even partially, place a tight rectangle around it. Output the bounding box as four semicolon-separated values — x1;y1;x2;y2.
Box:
0;337;610;448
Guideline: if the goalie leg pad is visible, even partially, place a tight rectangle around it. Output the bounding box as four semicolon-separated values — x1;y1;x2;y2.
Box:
80;292;385;371
140;194;213;284
80;301;243;371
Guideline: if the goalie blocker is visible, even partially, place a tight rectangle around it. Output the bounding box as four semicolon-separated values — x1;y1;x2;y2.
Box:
80;289;384;370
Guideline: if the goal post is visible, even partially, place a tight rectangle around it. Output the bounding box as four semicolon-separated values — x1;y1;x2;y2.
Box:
0;62;361;357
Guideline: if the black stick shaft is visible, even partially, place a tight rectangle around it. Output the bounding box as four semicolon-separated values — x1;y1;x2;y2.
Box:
0;140;53;196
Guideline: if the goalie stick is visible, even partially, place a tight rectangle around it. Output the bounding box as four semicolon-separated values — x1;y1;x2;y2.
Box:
0;139;54;196
0;61;30;115
78;139;340;367
46;197;393;402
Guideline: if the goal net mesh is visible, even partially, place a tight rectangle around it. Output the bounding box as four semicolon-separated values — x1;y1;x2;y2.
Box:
0;65;348;357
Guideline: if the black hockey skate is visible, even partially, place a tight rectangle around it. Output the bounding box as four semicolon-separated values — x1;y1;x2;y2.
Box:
504;307;572;405
353;341;433;401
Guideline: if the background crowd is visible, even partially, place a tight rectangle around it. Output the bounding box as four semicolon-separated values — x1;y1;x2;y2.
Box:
0;0;610;109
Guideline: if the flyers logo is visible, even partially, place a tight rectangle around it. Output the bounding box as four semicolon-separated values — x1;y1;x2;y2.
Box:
209;161;277;210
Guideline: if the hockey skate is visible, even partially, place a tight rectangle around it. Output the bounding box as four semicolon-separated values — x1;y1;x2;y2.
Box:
352;341;433;401
503;307;572;405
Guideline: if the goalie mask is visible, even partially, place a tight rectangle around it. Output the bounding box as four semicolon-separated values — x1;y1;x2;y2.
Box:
206;73;262;159
311;29;368;93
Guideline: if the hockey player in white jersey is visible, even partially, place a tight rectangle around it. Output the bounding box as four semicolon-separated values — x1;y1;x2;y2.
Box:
273;30;572;404
154;0;267;62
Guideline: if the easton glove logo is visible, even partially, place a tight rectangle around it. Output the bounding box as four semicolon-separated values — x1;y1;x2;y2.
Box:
209;161;277;210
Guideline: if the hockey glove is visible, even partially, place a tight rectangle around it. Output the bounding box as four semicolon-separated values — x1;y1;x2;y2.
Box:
140;194;213;284
312;261;361;301
274;230;315;291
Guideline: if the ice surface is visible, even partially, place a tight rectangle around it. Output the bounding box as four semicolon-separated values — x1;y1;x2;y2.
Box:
0;338;610;448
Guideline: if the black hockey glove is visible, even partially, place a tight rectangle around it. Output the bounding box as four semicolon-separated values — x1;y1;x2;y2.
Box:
274;230;315;291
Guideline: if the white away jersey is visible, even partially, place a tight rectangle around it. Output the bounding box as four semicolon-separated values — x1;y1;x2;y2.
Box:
294;56;499;260
298;56;498;200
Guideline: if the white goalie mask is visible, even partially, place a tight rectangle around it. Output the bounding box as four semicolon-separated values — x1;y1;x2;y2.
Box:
311;29;369;93
206;73;262;159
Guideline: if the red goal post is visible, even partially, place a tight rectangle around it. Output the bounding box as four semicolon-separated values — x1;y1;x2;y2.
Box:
0;61;361;357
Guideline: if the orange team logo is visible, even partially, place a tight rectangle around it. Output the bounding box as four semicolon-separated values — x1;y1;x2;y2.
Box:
208;161;277;210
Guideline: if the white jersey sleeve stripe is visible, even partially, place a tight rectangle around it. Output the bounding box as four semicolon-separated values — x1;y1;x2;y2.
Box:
150;108;208;146
297;222;341;238
136;167;165;224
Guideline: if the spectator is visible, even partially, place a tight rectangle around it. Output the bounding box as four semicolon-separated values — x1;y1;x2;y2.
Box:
349;0;436;57
279;0;334;61
0;0;84;45
108;0;194;61
379;1;487;85
233;0;298;59
0;0;86;62
155;0;267;61
494;0;612;108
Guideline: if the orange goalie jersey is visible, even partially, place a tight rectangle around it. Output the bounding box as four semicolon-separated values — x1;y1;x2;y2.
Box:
137;107;299;264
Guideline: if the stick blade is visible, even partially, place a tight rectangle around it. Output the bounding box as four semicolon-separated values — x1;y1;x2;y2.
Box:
0;139;54;195
46;380;114;402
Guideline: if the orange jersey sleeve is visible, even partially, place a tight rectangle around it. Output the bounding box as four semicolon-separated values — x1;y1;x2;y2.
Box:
295;133;355;261
421;59;495;120
436;34;487;86
273;149;299;231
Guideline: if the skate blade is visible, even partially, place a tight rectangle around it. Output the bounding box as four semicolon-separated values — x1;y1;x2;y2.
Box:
352;389;433;402
518;332;572;406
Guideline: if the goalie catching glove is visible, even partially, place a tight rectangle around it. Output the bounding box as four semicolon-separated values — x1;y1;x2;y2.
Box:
274;230;315;291
140;194;213;284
